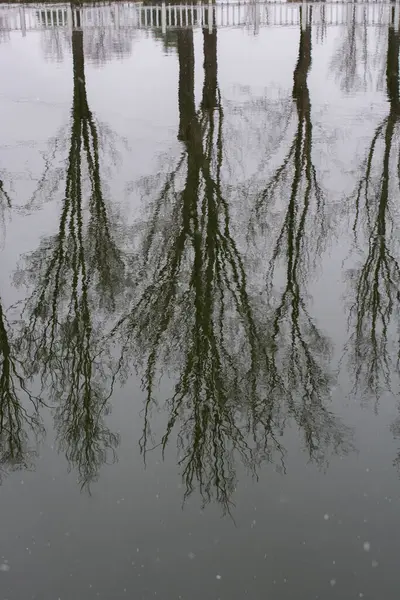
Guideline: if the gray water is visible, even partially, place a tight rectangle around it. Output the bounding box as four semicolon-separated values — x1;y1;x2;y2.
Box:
0;2;400;598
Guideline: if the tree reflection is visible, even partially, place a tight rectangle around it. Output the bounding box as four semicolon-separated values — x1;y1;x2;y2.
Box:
249;14;350;465
345;19;400;401
0;176;11;235
0;178;11;211
0;298;41;483
111;27;287;512
0;175;39;480
331;4;371;93
112;22;351;511
14;26;124;488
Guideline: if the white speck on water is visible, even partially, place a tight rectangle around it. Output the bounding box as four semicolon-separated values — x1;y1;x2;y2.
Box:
366;468;370;473
324;514;329;521
372;560;379;568
330;579;336;587
216;575;222;580
363;542;371;552
359;594;364;598
20;480;24;485
137;548;139;553
251;520;256;528
0;563;10;572
332;560;336;565
188;552;195;560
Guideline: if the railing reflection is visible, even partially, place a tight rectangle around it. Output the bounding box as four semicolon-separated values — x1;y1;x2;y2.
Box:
0;1;398;37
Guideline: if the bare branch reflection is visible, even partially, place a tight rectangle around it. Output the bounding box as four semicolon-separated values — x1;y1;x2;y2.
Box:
249;15;351;466
331;5;371;93
0;298;42;483
345;20;400;401
111;27;290;512
111;21;352;511
0;178;11;212
14;27;124;488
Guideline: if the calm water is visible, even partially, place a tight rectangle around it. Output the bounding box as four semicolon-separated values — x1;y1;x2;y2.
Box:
0;1;400;598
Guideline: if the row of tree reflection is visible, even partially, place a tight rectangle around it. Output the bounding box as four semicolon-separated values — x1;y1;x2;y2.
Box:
1;15;400;509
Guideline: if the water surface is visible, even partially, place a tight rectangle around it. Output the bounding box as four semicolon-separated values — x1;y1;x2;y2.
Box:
0;2;400;599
